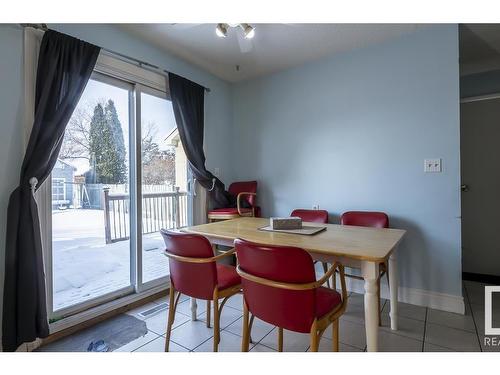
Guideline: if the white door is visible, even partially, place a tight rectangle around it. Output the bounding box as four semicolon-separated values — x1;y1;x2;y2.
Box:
461;97;500;277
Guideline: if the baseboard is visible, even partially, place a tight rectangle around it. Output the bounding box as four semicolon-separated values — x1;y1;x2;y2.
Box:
343;276;465;315
463;272;500;285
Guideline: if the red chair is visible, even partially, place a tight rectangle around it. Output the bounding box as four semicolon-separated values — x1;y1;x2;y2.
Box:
208;181;260;222
235;239;348;352
290;209;331;287
290;209;328;224
340;211;389;325
161;230;241;352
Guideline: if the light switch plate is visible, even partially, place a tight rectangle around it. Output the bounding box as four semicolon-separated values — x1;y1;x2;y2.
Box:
214;167;220;177
424;158;441;173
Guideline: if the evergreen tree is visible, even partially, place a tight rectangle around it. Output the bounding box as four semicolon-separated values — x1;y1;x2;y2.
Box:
87;102;127;184
105;100;127;183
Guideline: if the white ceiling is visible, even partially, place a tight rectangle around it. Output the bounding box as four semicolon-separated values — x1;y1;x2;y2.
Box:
119;24;422;82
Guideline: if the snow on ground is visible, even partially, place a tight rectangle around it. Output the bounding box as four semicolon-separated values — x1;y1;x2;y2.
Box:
52;209;169;311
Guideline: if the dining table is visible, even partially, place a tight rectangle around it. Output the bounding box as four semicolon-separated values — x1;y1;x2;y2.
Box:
182;216;406;352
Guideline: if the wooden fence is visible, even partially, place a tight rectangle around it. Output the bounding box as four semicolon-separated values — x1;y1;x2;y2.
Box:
103;187;188;244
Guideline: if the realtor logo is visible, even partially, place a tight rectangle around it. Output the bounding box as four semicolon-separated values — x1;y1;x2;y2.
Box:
485;286;500;335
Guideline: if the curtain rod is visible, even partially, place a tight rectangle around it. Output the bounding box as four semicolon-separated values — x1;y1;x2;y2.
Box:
19;23;211;93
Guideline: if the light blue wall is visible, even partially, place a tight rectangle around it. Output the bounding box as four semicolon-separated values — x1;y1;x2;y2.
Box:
0;23;234;345
231;25;462;296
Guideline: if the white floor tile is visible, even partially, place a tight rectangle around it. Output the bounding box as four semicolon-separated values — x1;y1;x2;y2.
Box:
425;322;481;351
324;319;366;350
423;342;453;352
224;316;275;342
342;298;365;324
380;315;425;341
142;308;190;335
176;299;207;316
194;331;245;352
316;337;363;352
168;320;215;350
250;343;276;352
224;293;244;311
376;330;422;352
259;328;310;352
427;306;476;333
198;305;242;329
113;330;159;352
134;336;188;352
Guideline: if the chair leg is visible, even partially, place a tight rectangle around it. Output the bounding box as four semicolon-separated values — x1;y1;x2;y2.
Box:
332;319;339;352
213;296;220;352
249;314;255;343
241;302;251;352
310;320;319;352
206;300;211;328
278;327;283;352
322;262;331;288
377;276;382;326
165;287;177;352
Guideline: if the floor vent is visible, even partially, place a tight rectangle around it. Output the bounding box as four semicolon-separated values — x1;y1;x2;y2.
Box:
138;302;168;318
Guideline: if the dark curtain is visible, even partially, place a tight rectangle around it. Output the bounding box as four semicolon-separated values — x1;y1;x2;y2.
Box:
2;30;100;352
168;73;230;208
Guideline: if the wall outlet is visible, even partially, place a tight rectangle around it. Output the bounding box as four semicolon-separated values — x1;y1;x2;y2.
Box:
312;204;320;210
424;158;441;173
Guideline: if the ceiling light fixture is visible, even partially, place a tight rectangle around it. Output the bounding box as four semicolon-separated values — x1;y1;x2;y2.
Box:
240;23;255;39
215;23;255;39
215;23;228;38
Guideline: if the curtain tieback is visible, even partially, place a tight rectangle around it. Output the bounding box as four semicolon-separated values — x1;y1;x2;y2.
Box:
208;178;216;192
29;177;38;195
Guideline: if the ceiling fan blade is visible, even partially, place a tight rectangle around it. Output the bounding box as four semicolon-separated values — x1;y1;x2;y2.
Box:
169;23;203;30
236;32;254;53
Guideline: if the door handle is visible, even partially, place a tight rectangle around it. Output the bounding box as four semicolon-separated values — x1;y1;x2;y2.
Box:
461;184;469;192
193;178;197;197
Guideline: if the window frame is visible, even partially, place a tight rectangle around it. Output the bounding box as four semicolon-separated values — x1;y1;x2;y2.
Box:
39;53;190;324
51;177;66;204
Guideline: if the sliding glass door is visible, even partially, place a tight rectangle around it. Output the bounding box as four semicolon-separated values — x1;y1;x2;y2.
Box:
49;69;191;318
51;74;134;313
138;87;188;288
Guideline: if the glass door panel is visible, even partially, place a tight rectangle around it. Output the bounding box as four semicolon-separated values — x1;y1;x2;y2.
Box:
51;75;133;312
140;90;188;284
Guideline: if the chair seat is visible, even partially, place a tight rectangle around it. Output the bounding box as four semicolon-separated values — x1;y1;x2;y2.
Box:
209;207;253;216
316;287;342;318
216;264;241;290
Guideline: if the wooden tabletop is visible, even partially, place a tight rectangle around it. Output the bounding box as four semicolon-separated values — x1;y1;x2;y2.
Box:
183;217;406;262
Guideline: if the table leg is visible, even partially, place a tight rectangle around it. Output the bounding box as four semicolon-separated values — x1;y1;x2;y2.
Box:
190;297;198;321
361;260;379;352
389;251;399;330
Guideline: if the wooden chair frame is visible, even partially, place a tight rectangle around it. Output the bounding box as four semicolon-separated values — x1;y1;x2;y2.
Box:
237;262;348;352
163;248;241;352
208;192;257;222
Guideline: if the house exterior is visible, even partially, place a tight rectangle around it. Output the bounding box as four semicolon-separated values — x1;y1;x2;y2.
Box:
52;159;76;209
165;127;188;192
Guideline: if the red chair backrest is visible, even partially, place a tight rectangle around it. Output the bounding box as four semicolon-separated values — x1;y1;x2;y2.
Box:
340;211;389;228
160;229;217;299
235;238;318;333
290;209;328;223
228;181;257;207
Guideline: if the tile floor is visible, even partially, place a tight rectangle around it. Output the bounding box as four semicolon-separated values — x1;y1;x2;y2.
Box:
100;280;498;352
